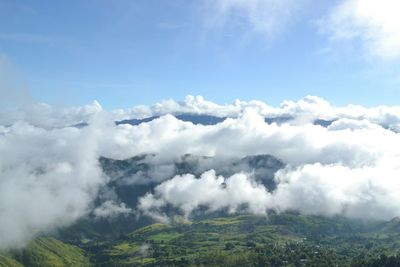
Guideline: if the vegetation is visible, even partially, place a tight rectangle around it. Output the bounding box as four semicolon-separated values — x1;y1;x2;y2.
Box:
0;254;24;267
0;238;89;267
3;213;400;266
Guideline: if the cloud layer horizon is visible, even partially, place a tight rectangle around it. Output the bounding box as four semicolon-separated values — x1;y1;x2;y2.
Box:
2;95;400;250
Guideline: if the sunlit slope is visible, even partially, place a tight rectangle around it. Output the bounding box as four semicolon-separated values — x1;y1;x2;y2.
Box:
4;213;400;266
0;237;89;267
76;213;400;266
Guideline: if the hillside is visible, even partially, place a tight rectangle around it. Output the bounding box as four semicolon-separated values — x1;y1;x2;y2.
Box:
65;213;400;266
0;238;89;267
3;152;400;266
3;213;400;266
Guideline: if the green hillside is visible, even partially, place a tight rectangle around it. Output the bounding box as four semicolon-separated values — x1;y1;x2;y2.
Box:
0;237;89;267
77;213;400;266
3;213;400;266
0;254;24;267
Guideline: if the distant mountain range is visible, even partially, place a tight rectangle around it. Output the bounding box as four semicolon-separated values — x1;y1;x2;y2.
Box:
115;113;334;127
5;113;400;266
68;113;345;129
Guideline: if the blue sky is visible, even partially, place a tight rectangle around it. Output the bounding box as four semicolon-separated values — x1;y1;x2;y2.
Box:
1;0;400;109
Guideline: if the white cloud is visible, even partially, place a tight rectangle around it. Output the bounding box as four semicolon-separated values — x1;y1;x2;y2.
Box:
112;95;276;120
104;107;395;169
113;97;400;221
139;159;400;221
0;56;103;128
273;163;400;219
93;201;132;219
112;95;400;132
138;170;271;221
0;60;106;249
0;118;107;249
12;100;103;129
4;95;400;249
202;0;308;38
323;0;400;60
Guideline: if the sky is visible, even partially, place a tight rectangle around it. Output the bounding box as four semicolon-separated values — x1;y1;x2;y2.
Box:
1;0;400;109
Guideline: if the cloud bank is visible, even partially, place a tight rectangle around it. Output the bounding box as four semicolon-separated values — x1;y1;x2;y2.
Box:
0;117;106;249
138;170;271;222
2;95;400;250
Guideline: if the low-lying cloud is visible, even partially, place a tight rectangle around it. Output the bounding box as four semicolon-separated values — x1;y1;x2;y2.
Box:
2;95;400;250
0;118;105;249
138;170;271;222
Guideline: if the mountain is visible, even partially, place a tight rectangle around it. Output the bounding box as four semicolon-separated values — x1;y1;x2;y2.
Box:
116;116;160;126
116;114;226;126
116;114;300;127
313;119;336;127
3;152;400;266
98;153;284;211
56;153;285;243
265;116;293;124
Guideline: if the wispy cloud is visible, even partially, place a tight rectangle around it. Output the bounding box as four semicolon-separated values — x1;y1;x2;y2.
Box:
157;22;184;30
321;0;400;61
202;0;310;39
0;33;74;46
